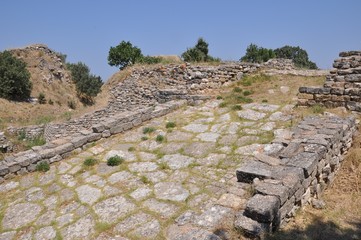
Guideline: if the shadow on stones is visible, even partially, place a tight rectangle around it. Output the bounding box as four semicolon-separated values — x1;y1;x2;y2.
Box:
266;217;361;240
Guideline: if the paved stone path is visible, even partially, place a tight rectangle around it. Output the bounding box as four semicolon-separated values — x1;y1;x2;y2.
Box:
0;100;294;240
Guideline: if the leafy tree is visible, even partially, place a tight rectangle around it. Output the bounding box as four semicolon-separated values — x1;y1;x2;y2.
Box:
181;37;219;62
274;45;318;69
240;44;275;63
66;62;103;104
108;41;142;70
0;51;32;101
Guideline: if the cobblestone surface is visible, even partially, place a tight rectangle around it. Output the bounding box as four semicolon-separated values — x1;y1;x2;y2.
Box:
0;99;294;239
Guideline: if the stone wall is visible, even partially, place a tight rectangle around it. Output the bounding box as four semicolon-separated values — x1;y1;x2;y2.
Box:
235;115;356;239
298;51;361;109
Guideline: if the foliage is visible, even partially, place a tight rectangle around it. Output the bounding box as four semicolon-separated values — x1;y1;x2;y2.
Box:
38;92;46;104
181;38;220;62
156;134;165;142
274;45;318;69
26;135;46;149
83;158;98;167
166;122;176;128
36;161;50;172
240;43;275;63
0;51;32;101
48;99;54;105
108;41;143;70
107;155;124;166
140;175;151;184
139;55;162;65
66;62;103;104
67;100;76;109
128;146;135;152
143;127;155;134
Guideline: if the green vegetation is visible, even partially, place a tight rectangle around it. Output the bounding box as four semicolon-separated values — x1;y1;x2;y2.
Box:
143;127;155;134
0;51;32;101
240;44;318;69
48;99;54;105
216;95;223;100
107;155;124;166
158;162;170;170
181;38;220;63
233;87;242;93
38;92;46;104
141;136;149;141
311;104;325;114
165;122;176;129
83;157;98;167
155;134;165;143
107;41;161;70
66;62;103;105
26;135;46;148
35;115;54;125
67;100;76;110
140;175;151;184
36;161;50;172
128;146;135;152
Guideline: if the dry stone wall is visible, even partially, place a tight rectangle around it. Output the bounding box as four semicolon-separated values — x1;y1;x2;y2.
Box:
235;115;356;239
298;51;361;109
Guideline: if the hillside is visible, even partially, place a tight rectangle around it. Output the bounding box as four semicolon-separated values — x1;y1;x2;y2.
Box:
0;44;108;128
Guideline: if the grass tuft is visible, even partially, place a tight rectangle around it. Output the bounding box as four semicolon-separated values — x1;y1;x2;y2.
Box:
166;121;176;128
143;127;155;134
107;155;124;166
83;157;98;167
36;161;50;172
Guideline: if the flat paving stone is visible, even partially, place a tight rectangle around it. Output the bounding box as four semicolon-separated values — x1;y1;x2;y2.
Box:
34;226;56;240
128;162;158;172
25;187;45;202
108;171;133;184
269;111;292;121
114;212;152;234
183;123;209;133
138;152;157;161
94;196;136;223
76;185;102;205
143;199;179;218
196;132;220;142
197;153;226;166
105;150;136;162
243;103;280;112
160;154;194;170
235;144;263;156
160;142;186;154
36;210;56;226
130;219;161;239
167;131;193;142
183;142;216;157
130;187;152;201
61;214;95;240
0;231;16;240
2;203;42;229
193;205;233;228
237;109;267;121
154;182;189;202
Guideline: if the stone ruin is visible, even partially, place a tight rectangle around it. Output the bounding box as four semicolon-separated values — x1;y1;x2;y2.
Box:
298;51;361;110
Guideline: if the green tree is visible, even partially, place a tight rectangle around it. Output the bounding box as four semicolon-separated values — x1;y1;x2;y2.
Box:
66;62;103;104
108;41;142;70
274;45;318;69
240;44;275;63
0;51;32;101
181;37;219;62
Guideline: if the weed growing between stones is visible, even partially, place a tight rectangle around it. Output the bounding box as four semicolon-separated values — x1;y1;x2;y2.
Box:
143;127;155;134
26;135;46;149
83;157;98;167
166;122;176;129
141;136;148;141
233;87;243;93
156;135;165;143
107;155;124;166
140;175;151;184
216;95;223;100
128;146;135;152
158;162;170;170
311;104;325;114
36;162;50;172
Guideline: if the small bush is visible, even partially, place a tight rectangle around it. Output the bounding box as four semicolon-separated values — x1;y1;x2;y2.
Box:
107;155;124;166
26;135;46;148
216;95;223;100
48;99;54;105
219;102;227;108
67;100;76;109
128;147;135;152
156;135;165;143
243;90;253;96
36;162;50;172
143;127;155;134
233;87;242;93
262;99;268;103
140;175;151;184
312;104;325;114
38;93;46;104
17;130;26;141
83;158;98;167
231;105;243;110
141;136;148;141
166;122;176;129
158;162;170;170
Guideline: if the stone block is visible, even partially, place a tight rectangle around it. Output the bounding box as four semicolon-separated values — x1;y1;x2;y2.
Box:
102;130;111;138
71;135;89;148
0;165;9;176
255;182;289;205
54;143;74;156
92;124;105;133
49;155;62;163
234;211;270;240
87;133;102;142
297;93;314;100
280;196;295;220
245;194;280;223
110;122;133;134
286;152;319;178
9;164;21;173
236;160;273;183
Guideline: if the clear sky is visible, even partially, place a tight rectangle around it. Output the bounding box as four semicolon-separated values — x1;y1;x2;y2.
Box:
1;0;360;81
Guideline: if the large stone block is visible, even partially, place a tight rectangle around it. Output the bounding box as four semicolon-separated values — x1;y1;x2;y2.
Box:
236;160;273;183
245;194;280;223
234;211;270;240
286;152;320;178
71;135;90;148
255;182;289;205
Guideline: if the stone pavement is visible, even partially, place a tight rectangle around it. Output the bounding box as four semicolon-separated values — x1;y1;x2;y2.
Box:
0;99;295;240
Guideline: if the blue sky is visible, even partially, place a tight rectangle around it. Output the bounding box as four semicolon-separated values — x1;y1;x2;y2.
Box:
1;0;360;81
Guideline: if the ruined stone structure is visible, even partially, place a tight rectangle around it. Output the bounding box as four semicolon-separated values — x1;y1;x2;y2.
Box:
298;51;361;109
235;115;356;238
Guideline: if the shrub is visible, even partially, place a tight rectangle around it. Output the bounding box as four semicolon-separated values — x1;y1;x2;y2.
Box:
262;99;268;103
233;87;242;93
67;100;76;109
166;122;176;128
232;105;243;110
83;158;98;167
216;95;223;100
26;135;46;148
0;51;32;101
108;41;143;70
156;135;165;143
107;155;124;166
274;45;318;69
240;44;275;63
143;127;155;134
243;90;253;96
219;102;227;108
128;146;135;152
141;136;148;141
48;99;54;105
36;162;50;172
38;92;46;104
17;130;26;141
181;38;220;62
